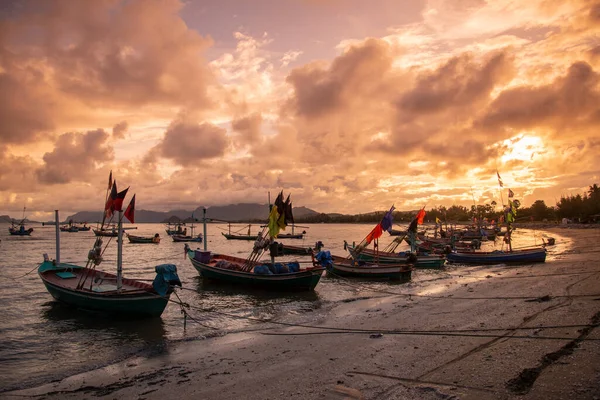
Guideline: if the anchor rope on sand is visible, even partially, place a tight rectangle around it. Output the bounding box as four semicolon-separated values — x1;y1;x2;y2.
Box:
163;286;600;342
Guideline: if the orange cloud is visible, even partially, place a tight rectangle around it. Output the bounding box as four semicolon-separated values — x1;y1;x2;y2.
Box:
155;120;229;167
36;129;114;184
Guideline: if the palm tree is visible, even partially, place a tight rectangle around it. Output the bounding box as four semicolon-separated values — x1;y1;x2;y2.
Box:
588;184;600;199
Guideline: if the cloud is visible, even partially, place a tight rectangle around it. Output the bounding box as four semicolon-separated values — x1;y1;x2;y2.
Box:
397;52;514;115
36;129;114;184
286;38;396;118
0;0;216;146
0;73;57;145
231;113;262;146
478;61;600;131
0;146;41;191
155;120;228;167
112;121;129;139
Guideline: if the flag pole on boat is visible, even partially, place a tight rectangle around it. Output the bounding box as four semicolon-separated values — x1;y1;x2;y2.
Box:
117;210;123;291
55;210;60;264
203;207;207;252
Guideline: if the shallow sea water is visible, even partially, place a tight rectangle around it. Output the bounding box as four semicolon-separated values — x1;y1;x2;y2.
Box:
0;221;567;391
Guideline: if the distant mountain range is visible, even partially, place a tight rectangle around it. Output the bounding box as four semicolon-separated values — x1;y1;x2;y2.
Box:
59;203;321;224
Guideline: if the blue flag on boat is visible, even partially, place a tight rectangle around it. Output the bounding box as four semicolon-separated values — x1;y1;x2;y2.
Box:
380;205;395;233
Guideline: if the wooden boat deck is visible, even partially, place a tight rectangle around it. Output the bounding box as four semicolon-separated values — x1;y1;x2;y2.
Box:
41;266;153;294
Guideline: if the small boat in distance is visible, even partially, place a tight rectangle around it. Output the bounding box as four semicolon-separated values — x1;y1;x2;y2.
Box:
9;223;34;236
165;221;186;236
221;223;258;240
271;241;324;256
171;221;203;242
127;233;161;244
8;208;34;236
94;225;136;237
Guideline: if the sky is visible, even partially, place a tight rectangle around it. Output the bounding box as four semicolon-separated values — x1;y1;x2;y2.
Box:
1;0;599;220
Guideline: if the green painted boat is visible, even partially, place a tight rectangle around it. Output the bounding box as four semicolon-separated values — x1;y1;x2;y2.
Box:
38;175;181;319
346;244;446;269
187;249;324;291
38;260;174;318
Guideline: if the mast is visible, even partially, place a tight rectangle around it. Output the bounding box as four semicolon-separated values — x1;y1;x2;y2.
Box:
203;207;207;251
55;210;60;263
117;210;123;291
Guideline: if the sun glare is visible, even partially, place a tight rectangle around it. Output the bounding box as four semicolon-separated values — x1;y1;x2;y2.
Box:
500;134;545;163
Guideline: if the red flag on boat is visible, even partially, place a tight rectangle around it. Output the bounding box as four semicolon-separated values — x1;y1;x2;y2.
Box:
112;187;129;212
365;223;383;244
107;170;113;191
105;181;118;217
508;188;514;198
124;194;135;223
416;208;426;224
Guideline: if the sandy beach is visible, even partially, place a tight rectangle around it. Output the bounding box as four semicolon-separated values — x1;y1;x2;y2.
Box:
5;226;600;400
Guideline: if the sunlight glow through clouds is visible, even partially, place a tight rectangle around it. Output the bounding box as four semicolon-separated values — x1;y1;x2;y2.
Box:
500;134;545;163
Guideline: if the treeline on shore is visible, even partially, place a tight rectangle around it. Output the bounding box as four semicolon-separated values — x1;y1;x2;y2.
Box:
294;183;600;224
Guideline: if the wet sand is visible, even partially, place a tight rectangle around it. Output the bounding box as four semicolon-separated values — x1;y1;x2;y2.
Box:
5;226;600;400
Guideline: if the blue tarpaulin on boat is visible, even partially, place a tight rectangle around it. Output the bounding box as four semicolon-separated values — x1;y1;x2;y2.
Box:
153;264;182;296
315;251;332;267
254;265;273;275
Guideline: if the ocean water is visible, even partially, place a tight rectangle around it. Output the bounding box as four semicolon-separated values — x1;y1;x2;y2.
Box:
0;221;566;392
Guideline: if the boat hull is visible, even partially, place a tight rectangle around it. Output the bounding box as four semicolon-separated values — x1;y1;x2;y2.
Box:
348;246;446;269
127;234;160;244
9;227;33;236
327;256;412;281
172;234;202;243
38;261;169;318
188;251;323;291
221;233;258;240
276;233;304;239
446;248;547;265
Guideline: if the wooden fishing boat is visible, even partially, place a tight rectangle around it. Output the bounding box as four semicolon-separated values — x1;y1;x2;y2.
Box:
172;223;202;242
172;233;203;242
165;222;186;236
276;233;304;239
221;223;258;240
277;242;323;256
38;260;174;317
8;207;33;235
76;224;91;232
187;192;323;291
274;224;307;239
446;247;547;265
186;248;324;291
221;232;258;240
60;225;79;232
38;175;181;318
127;233;161;244
346;243;446;269
9;223;34;236
315;253;413;281
93;227;118;237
